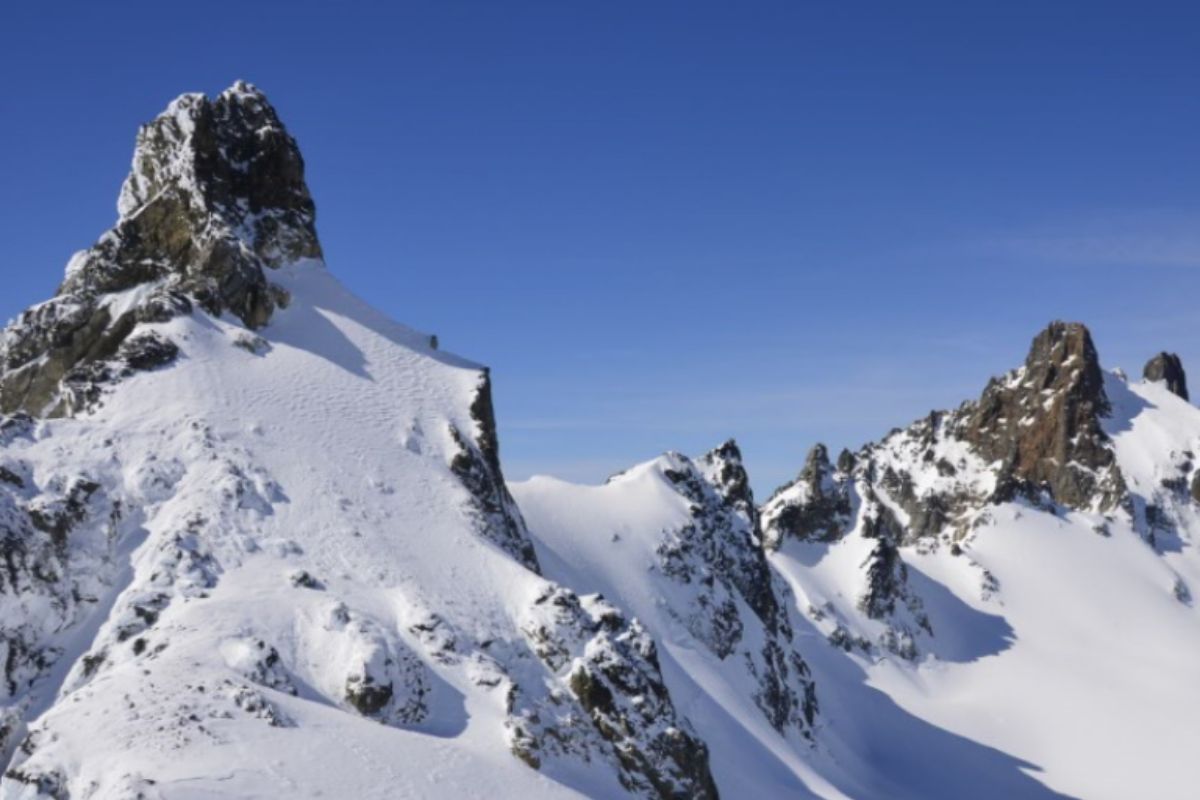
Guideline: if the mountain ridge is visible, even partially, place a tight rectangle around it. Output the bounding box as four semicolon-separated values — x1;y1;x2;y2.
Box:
0;82;1198;800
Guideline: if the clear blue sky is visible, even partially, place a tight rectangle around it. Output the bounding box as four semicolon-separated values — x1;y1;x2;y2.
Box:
3;1;1198;494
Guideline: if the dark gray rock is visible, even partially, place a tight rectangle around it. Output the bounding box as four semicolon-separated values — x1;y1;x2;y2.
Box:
515;588;720;799
761;443;853;547
657;444;818;738
448;371;540;572
0;82;321;417
1143;352;1189;401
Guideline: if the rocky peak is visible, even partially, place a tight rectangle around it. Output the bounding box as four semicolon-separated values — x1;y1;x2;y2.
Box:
696;439;757;528
1143;352;1189;401
65;80;321;319
761;442;853;548
0;82;321;417
962;321;1124;510
653;449;817;736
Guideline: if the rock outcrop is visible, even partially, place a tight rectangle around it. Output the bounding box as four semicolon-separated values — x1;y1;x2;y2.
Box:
0;82;321;417
761;444;854;548
962;321;1124;512
1144;352;1189;401
763;321;1128;658
655;443;818;737
513;587;720;798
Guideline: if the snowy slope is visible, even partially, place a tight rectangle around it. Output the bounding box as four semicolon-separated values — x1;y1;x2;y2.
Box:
0;261;595;798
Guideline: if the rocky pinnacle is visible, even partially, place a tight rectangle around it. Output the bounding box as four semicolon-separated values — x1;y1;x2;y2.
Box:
963;321;1124;511
0;82;321;416
1143;352;1189;401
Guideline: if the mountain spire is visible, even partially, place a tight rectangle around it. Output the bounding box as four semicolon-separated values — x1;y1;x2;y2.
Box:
964;321;1124;510
0;82;321;417
1143;352;1189;401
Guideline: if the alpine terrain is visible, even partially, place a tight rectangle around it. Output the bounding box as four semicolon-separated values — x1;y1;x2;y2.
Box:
0;83;1197;800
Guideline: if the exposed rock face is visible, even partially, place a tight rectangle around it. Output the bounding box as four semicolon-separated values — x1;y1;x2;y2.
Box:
763;321;1127;659
761;444;853;548
962;321;1124;511
688;441;781;632
448;372;541;571
512;587;719;799
0;81;321;417
657;443;817;737
855;492;932;660
1144;352;1189;401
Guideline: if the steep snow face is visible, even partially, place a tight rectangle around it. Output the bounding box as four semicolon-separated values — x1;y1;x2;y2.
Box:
512;444;829;799
0;86;721;800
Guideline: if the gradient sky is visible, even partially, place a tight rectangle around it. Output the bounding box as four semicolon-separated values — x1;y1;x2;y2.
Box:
3;1;1199;494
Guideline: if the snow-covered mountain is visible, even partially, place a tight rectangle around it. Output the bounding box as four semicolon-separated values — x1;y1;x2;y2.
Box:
1;83;1198;800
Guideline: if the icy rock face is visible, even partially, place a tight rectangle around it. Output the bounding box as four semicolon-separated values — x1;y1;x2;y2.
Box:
0;420;124;756
1143;352;1189;401
765;419;967;658
516;442;819;746
853;492;933;660
449;372;540;571
0;82;320;417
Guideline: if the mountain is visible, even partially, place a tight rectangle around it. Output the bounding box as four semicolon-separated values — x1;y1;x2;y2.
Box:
754;322;1200;799
0;83;717;800
1;82;1198;800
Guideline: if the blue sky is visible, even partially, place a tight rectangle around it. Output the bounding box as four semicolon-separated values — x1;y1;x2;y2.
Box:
3;1;1198;494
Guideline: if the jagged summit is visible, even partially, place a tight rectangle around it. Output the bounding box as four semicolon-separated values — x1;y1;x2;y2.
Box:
963;320;1123;510
762;443;851;548
71;79;322;312
0;82;320;417
764;320;1128;559
1144;351;1189;401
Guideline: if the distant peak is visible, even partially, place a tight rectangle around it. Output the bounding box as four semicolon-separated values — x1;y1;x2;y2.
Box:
963;320;1123;510
1144;352;1189;401
705;438;744;464
697;439;757;519
803;442;830;473
222;79;266;98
